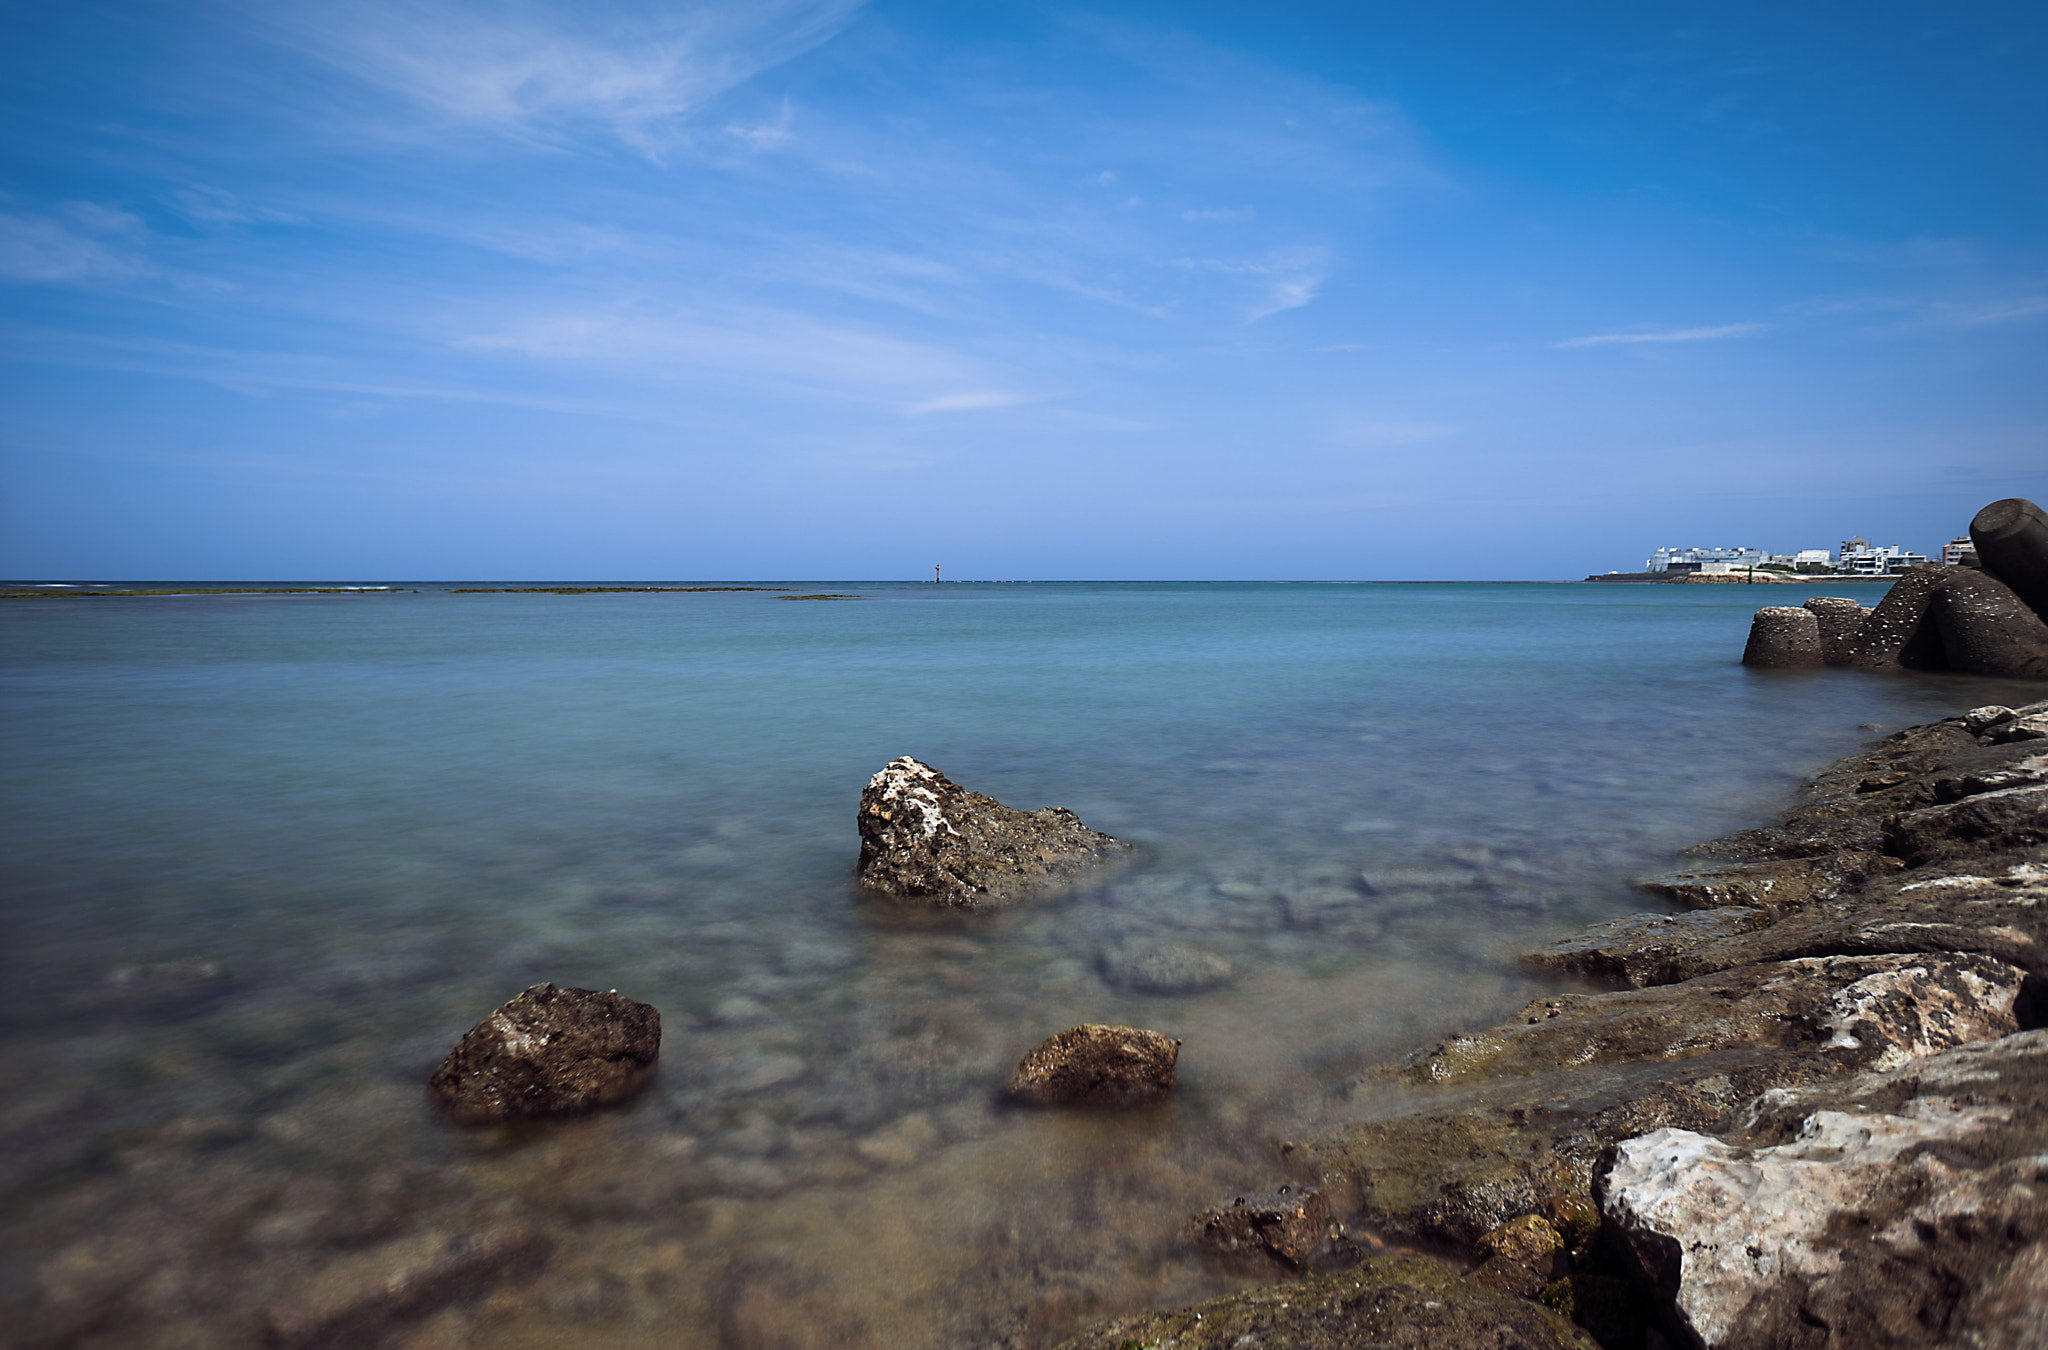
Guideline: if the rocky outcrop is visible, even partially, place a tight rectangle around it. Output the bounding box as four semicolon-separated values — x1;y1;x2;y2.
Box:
1006;1024;1179;1106
1187;1185;1330;1266
855;757;1132;906
1740;606;1824;668
1050;1253;1599;1350
1599;1029;2048;1350
428;983;660;1124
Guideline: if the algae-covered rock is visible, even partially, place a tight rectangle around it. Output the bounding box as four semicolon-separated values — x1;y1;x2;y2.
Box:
1187;1185;1329;1266
1049;1253;1599;1350
428;983;660;1124
1470;1214;1567;1298
1007;1024;1179;1106
856;757;1132;906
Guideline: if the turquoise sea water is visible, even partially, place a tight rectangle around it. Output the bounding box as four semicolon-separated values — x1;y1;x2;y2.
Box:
2;582;2036;1349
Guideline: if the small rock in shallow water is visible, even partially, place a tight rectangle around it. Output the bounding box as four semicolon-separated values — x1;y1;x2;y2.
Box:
1188;1185;1329;1265
1007;1024;1179;1106
855;756;1132;906
428;982;660;1124
1097;940;1232;994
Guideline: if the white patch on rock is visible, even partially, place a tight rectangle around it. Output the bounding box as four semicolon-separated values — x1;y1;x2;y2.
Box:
1815;960;2022;1072
866;757;960;839
1603;1108;2002;1349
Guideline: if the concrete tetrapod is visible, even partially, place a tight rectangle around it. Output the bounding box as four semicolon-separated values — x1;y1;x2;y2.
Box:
1970;496;2048;622
1801;595;1867;666
1741;606;1824;669
1930;566;2048;679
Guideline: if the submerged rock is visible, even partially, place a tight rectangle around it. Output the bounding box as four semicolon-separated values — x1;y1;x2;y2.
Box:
428;982;661;1124
266;1226;545;1349
1052;1252;1598;1350
1187;1184;1329;1266
855;757;1132;906
1007;1024;1179;1106
1098;939;1233;994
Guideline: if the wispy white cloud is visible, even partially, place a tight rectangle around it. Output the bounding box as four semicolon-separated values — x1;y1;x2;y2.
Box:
1558;322;1766;348
237;0;863;154
0;205;151;285
1182;207;1253;222
907;391;1030;415
164;186;305;227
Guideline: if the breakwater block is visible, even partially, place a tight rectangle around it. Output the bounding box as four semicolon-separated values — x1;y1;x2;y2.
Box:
1801;595;1867;666
1971;496;2048;622
1931;567;2048;679
429;982;660;1124
1741;607;1824;668
1846;564;1951;670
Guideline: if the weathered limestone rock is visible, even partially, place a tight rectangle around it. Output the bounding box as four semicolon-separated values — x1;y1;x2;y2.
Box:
855;757;1132;906
1740;606;1824;668
1187;1184;1329;1265
1006;1024;1179;1106
1638;851;1892;913
1098;939;1233;994
428;983;660;1124
1885;783;2048;865
266;1226;545;1348
1600;1029;2048;1350
1396;953;2023;1086
1970;495;2048;622
1523;908;1766;987
1801;595;1868;666
1846;564;1951;671
1050;1253;1599;1350
1929;564;2048;679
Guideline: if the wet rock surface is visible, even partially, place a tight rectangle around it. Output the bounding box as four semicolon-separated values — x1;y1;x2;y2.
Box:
1188;1184;1330;1266
1007;1024;1180;1106
428;983;661;1124
855;757;1134;906
1050;1252;1600;1350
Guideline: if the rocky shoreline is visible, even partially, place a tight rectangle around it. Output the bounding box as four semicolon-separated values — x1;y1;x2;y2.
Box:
1052;697;2048;1349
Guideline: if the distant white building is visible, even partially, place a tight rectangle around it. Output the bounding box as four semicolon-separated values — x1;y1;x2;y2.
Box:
1644;546;1765;573
1837;538;1929;575
1943;536;1976;566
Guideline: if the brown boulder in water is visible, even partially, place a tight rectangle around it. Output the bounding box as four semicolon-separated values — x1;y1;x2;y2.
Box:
856;756;1132;906
1007;1024;1179;1106
428;982;660;1124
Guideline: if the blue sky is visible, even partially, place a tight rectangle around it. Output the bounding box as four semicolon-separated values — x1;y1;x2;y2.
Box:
2;1;2044;579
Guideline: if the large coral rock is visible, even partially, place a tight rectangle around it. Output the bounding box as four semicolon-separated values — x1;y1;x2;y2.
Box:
428;983;661;1124
1600;1028;2048;1350
856;757;1132;906
1050;1253;1598;1350
1006;1024;1178;1106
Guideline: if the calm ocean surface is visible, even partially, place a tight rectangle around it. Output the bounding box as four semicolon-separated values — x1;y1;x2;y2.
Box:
3;581;2036;1349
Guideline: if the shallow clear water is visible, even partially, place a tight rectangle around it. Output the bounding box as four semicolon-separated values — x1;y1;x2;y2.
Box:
2;582;2034;1349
